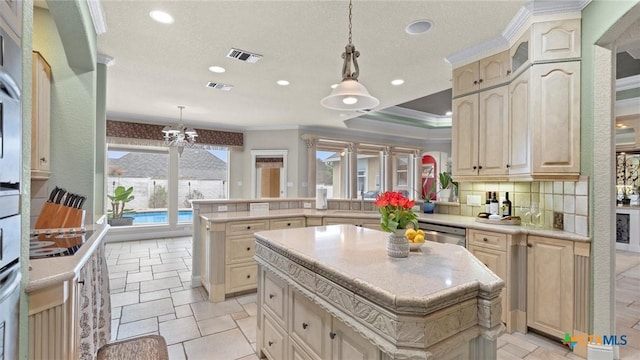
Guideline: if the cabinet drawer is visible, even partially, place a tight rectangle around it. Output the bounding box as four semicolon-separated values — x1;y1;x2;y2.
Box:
226;220;268;235
226;236;255;264
263;271;287;326
468;229;507;251
225;263;257;293
269;217;306;230
290;289;330;360
262;314;286;360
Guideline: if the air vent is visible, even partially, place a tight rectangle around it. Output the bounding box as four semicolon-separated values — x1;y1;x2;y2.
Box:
206;82;234;91
226;48;262;63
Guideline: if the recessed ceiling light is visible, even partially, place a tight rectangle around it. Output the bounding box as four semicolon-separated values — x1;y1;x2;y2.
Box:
208;66;225;73
405;19;433;35
330;84;339;89
445;111;452;116
391;79;404;86
277;80;290;86
149;10;174;24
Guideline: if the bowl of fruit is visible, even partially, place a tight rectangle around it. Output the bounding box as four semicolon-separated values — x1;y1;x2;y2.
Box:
404;228;426;251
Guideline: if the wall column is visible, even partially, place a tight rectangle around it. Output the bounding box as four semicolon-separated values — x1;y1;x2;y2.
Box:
95;54;113;217
306;138;317;197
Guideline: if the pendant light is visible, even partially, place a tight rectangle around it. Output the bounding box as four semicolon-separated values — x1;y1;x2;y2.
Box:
321;0;380;111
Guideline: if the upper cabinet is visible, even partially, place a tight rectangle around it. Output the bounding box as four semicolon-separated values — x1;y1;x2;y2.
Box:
32;52;52;180
0;0;22;39
451;18;581;182
452;51;510;98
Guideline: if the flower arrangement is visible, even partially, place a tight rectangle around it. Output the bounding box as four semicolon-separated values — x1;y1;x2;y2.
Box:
375;191;418;232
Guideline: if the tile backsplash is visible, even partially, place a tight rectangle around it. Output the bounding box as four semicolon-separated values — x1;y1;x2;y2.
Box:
448;176;589;236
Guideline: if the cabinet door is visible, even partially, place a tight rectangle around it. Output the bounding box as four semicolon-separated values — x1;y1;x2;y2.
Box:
469;245;507;323
290;289;331;360
527;236;573;339
452;94;479;177
479;51;510;89
452;62;479;98
508;70;531;175
478;86;509;176
531;62;580;176
262;313;287;360
225;263;257;293
31;52;52;178
270;217;306;230
330;318;380;360
225;235;255;264
531;19;581;62
510;29;530;76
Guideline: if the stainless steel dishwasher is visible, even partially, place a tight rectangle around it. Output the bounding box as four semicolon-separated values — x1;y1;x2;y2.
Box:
417;222;466;247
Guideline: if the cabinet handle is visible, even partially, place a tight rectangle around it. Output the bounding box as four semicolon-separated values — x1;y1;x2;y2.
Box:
478;165;483;170
473;80;478;85
473;166;477;170
478;79;484;83
78;280;85;285
302;322;308;330
483;237;488;242
287;223;291;226
40;157;47;163
506;164;511;168
246;274;251;279
507;70;512;75
246;247;251;251
527;243;533;248
246;226;251;230
268;341;274;347
269;293;275;299
329;332;336;339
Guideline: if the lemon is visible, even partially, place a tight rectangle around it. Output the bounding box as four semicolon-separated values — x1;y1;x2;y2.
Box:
413;234;425;243
416;229;425;236
405;229;417;239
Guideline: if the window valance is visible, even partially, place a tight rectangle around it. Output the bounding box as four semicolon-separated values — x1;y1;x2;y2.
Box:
106;120;244;151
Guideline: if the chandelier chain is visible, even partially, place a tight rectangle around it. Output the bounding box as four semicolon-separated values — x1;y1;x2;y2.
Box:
348;0;353;44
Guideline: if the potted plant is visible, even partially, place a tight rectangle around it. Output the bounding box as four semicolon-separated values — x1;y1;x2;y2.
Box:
375;191;418;257
438;171;453;202
418;180;437;213
107;185;135;226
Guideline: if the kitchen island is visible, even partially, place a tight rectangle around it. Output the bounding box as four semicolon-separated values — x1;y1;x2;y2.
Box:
254;225;504;360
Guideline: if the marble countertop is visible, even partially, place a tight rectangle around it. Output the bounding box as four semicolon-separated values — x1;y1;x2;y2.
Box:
200;209;589;242
254;224;503;312
26;223;110;293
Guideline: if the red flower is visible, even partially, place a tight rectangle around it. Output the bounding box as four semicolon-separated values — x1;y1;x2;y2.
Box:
374;191;418;232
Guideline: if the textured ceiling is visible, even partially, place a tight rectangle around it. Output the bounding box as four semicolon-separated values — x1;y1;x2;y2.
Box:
96;1;526;132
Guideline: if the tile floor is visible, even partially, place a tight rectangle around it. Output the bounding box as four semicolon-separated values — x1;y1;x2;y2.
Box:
105;237;640;360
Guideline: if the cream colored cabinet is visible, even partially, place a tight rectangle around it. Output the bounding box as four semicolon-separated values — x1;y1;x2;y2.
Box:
262;313;287;360
452;51;510;98
0;0;22;38
330;317;380;360
526;236;574;339
270;217;306;230
510;29;530;77
323;217;379;230
31;51;52;179
452;85;509;179
531;61;580;178
467;229;526;333
531;19;581;62
290;289;332;360
507;69;532;176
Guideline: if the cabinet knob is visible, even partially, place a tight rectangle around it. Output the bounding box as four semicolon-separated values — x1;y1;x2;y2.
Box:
527;243;533;248
507;70;512;75
478;165;483;170
473;166;477;170
268;341;274;347
302;322;309;330
506;164;511;168
40;157;47;163
246;247;251;251
473;80;478;85
246;274;251;279
329;332;336;339
478;79;484;83
246;226;251;230
269;293;275;299
483;237;488;242
78;280;85;285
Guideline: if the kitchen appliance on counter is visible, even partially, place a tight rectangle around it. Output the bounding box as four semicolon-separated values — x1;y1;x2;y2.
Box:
316;188;328;210
417;222;467;247
0;22;22;360
29;228;95;259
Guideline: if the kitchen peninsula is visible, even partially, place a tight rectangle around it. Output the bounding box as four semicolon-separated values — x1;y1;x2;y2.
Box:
254;225;504;359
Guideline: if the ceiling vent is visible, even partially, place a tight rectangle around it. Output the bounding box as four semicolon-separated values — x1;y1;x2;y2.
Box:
226;48;262;63
206;82;234;91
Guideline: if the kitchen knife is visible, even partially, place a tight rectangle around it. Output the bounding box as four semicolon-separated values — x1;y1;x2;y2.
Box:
35;187;67;229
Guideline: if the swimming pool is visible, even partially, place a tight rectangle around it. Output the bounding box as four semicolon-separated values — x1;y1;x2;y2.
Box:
128;210;193;224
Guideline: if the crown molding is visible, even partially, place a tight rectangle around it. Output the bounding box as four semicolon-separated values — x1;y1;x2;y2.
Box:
86;0;107;35
445;36;509;67
97;54;114;66
617;75;640;92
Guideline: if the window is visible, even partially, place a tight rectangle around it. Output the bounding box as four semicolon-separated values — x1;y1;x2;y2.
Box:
107;145;229;226
316;146;344;199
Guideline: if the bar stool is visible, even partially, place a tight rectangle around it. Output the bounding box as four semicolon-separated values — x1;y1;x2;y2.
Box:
97;335;169;360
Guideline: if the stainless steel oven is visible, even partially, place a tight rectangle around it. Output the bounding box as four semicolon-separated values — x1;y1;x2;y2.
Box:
0;260;20;360
0;23;21;188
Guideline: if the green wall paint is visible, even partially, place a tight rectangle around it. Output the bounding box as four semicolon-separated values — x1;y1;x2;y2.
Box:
617;87;640;100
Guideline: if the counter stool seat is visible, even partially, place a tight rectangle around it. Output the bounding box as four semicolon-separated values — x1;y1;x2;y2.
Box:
97;335;168;360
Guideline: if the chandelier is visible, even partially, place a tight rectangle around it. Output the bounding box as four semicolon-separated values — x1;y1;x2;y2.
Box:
320;0;379;111
162;105;197;155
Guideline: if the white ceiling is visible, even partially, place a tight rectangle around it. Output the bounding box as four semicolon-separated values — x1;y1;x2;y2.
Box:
96;1;528;132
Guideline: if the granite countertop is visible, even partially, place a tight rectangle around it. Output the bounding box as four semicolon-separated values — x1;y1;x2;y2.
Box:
254;224;504;312
200;209;589;242
26;223;110;293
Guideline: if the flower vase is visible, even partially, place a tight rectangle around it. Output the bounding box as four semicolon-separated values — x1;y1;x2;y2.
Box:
386;229;409;258
423;202;435;213
438;188;451;202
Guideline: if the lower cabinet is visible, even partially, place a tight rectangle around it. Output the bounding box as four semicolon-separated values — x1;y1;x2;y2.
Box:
323;217;380;230
259;268;380;360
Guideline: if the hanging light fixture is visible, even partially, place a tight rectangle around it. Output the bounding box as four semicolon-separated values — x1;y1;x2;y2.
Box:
321;0;379;111
162;105;198;155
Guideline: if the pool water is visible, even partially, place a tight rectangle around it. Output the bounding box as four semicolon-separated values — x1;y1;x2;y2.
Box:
129;210;193;224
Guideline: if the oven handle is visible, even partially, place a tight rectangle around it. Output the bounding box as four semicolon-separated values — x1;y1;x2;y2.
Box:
0;264;21;303
0;68;20;100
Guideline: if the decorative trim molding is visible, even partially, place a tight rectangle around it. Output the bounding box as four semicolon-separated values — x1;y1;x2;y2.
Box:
617;74;640;92
97;54;114;67
86;0;107;35
445;36;509;67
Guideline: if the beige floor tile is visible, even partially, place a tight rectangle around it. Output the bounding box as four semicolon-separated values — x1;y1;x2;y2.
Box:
127;270;154;283
140;257;164;267
167;343;186;360
159;316;202;345
160;256;188;265
175;304;193;318
236;354;260;360
161;250;191;259
499;333;539;353
236;293;257;305
197;314;238;336
111;307;121;320
125;282;140;292
111;290;139;308
172;288;204;307
242;302;258;317
523;347;569;360
117;250;150;260
109;277;126;290
117;317;158;340
159;313;177;323
183;328;255;360
618;343;640;359
501;343;533;358
235;316;257;343
110;319;119;342
190;298;244;321
152;261;188;273
513;332;568;356
140;289;171;303
117;257;140;265
109;271;127;280
121;298;175;323
155;270;179;280
109;262;139;273
139;276;182;293
498;348;526;360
